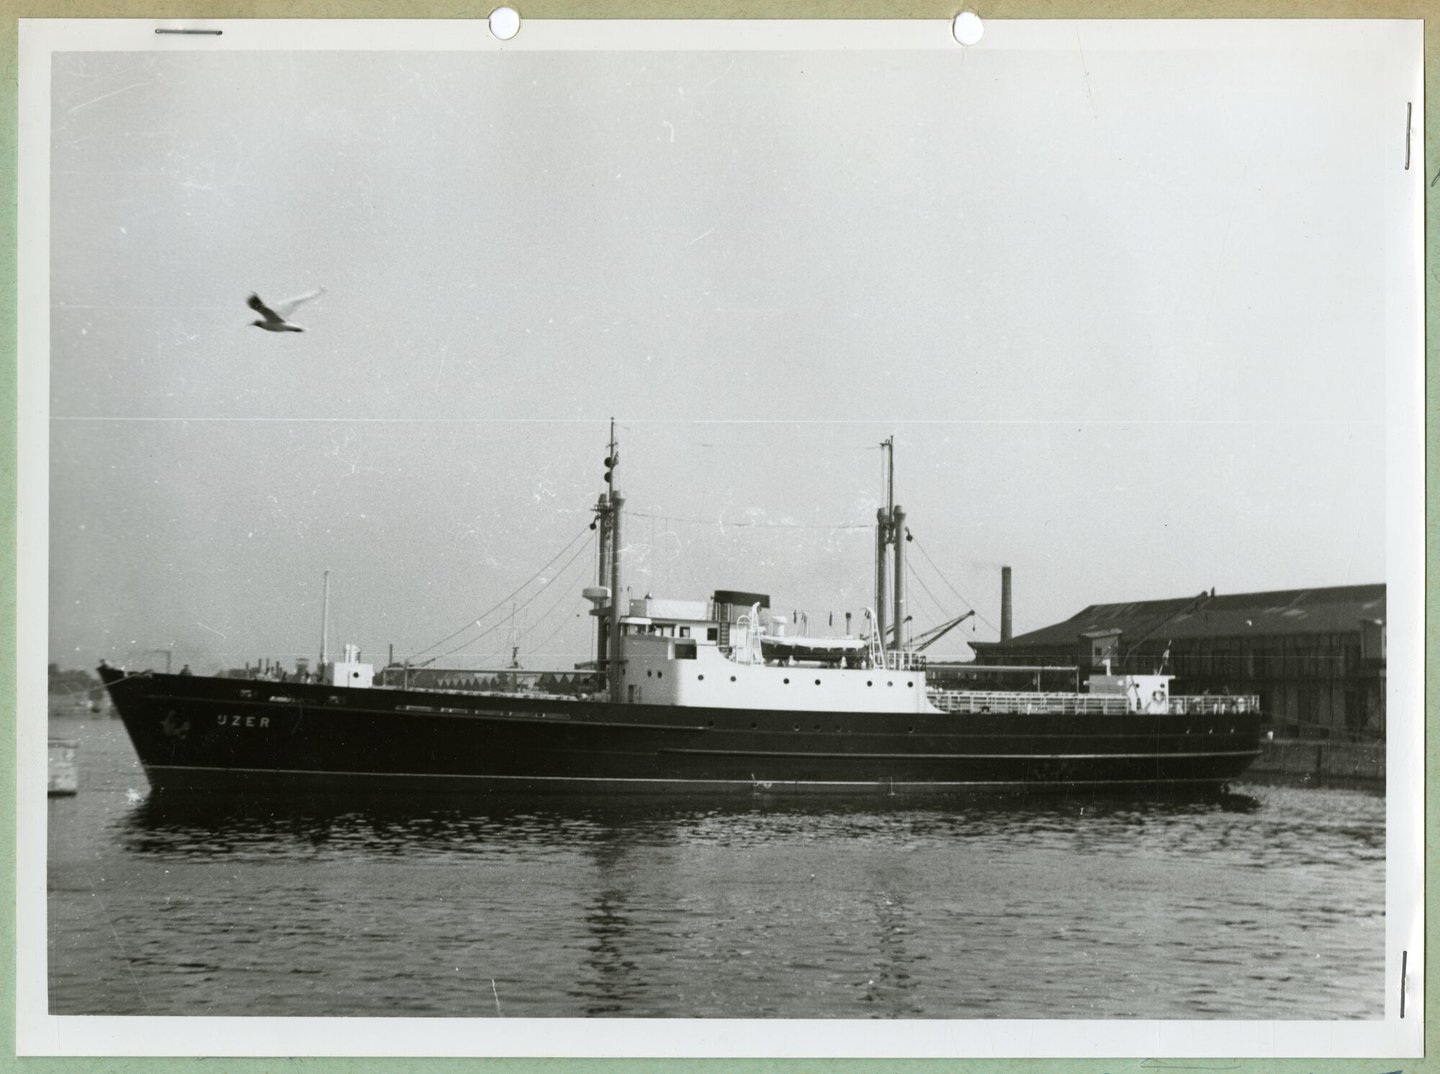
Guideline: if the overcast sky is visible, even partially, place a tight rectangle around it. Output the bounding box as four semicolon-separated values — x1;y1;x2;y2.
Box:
44;24;1414;674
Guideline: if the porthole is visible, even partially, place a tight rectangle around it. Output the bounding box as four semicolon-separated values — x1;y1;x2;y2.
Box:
698;674;705;681
814;679;821;686
907;681;914;687
783;678;790;685
730;675;736;682
657;671;663;679
887;681;894;687
866;680;873;687
750;722;758;729
646;670;652;678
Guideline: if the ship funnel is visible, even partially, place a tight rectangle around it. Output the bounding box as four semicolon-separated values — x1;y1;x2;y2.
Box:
1001;565;1013;644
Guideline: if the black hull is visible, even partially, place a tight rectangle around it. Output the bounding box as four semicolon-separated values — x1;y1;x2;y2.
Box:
99;669;1263;797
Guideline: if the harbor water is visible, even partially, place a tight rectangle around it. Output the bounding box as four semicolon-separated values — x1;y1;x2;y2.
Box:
47;714;1384;1019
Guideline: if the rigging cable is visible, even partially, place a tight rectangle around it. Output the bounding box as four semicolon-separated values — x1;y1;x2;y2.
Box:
525;597;590;662
908;535;1003;637
425;531;595;664
516;541;599;652
905;560;951;627
626;510;869;531
409;524;594;662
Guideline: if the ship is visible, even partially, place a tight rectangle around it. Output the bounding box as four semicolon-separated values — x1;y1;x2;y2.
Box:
98;431;1263;797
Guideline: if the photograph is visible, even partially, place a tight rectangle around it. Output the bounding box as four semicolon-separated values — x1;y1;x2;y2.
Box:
18;14;1423;1058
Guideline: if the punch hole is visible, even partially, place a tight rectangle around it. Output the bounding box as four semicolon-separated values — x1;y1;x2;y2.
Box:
952;11;984;46
488;7;521;41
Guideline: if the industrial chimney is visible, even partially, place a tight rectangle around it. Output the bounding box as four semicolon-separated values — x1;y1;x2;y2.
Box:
1000;565;1013;644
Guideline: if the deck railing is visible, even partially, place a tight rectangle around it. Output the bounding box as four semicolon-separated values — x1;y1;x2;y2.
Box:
1167;694;1260;715
882;649;927;671
927;690;1260;716
928;690;1130;715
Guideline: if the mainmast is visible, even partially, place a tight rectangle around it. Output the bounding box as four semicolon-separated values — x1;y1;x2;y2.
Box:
873;437;908;662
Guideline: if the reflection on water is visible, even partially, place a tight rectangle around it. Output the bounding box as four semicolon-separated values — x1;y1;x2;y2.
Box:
116;788;1267;859
48;718;1384;1019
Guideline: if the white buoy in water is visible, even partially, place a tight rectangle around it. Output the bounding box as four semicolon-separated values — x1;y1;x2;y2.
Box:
48;739;79;796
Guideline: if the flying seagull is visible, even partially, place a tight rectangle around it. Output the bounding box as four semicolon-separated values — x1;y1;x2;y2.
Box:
248;288;324;333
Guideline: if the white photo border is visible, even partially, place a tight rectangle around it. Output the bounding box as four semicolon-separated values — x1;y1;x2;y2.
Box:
15;15;1425;1059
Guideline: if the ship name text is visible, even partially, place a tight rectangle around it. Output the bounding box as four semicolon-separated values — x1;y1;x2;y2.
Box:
217;714;271;729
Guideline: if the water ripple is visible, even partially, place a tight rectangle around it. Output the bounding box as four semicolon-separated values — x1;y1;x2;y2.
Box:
48;719;1384;1019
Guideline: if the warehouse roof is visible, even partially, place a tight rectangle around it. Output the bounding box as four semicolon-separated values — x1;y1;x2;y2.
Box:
985;584;1385;650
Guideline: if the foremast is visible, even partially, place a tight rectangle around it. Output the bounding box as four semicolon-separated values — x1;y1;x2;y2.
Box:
585;420;625;701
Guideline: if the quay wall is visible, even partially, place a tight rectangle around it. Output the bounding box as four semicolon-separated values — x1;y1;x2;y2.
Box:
1244;737;1384;790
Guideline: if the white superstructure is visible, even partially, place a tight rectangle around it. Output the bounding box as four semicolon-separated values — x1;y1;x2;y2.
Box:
613;593;938;711
611;594;939;713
